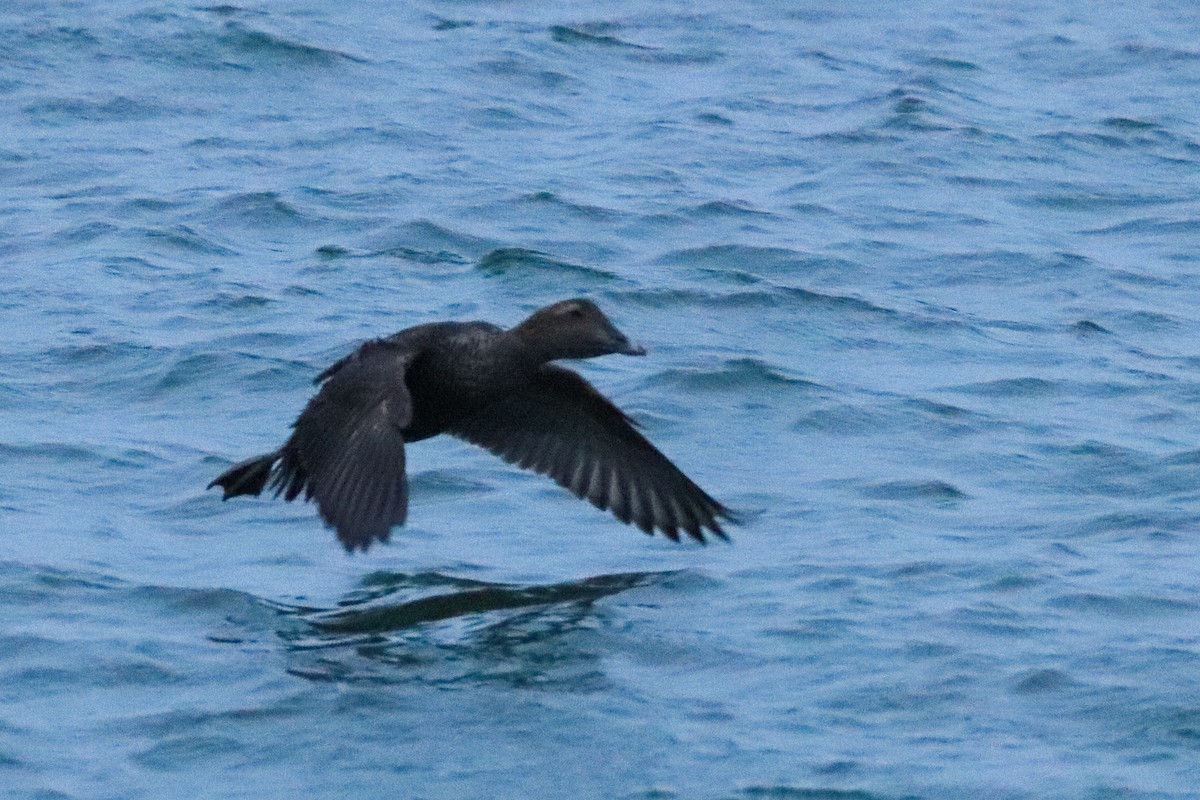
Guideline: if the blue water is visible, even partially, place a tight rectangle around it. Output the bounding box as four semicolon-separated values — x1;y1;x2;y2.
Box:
3;1;1200;797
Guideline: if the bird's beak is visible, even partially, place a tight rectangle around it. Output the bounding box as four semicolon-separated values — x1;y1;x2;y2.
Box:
620;341;647;356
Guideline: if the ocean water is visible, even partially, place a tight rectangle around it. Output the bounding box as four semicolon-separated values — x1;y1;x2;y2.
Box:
3;1;1200;797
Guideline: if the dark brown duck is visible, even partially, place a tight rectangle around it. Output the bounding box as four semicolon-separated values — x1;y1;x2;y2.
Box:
209;299;732;551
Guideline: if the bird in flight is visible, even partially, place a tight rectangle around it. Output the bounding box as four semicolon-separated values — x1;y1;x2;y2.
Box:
209;299;732;551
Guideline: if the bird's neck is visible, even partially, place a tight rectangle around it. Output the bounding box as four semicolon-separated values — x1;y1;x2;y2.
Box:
507;323;558;367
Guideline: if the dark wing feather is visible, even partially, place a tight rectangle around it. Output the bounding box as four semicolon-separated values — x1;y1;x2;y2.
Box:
450;365;730;542
273;340;414;551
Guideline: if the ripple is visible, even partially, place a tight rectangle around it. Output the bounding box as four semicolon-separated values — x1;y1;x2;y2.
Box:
948;377;1063;397
951;604;1034;637
366;219;497;262
620;287;775;309
619;286;892;319
210;191;313;229
217;22;365;66
53;220;118;244
199;292;274;310
1083;217;1200;236
655;244;857;277
132;734;244;769
470;105;543;130
1;443;164;474
213;357;311;395
1070;319;1110;335
686;200;775;219
9;656;181;691
367;244;471;266
1035;130;1134;150
792;404;882;436
135;224;238;256
1160;449;1200;466
859;480;968;504
29;340;175;402
24;96;172;126
0;441;107;465
879;87;958;133
644;358;814;394
917;249;1089;287
741;787;886;800
408;470;496;500
1119;42;1200;63
102;256;173;280
154;353;227;396
549;25;653;51
340;223;490;268
1048;593;1198;616
850;204;990;231
519;191;624;221
923;56;980;71
1073;510;1200;537
798;129;904;146
1110;309;1182;331
1011;668;1076;695
473;58;577;92
901;397;979;420
1017;186;1178;211
476;248;618;280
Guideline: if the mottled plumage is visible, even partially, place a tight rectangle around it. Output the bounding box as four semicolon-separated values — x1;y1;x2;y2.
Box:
209;299;732;551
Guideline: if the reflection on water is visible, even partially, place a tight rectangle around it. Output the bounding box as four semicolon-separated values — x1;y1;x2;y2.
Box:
278;570;675;688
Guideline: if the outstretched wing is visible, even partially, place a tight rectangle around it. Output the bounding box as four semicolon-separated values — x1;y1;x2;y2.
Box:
274;339;414;551
450;365;730;542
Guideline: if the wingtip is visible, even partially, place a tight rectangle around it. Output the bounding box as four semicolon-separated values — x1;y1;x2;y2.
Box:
707;523;732;544
337;534;375;555
336;525;393;554
717;504;750;528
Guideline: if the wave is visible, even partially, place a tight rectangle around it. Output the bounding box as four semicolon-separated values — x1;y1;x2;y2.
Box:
476;248;619;280
644;358;816;393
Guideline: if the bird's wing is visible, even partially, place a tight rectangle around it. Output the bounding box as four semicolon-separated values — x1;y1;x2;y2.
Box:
449;365;730;542
279;339;415;551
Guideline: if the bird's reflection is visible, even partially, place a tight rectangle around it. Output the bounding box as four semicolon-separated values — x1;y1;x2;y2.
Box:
278;570;677;688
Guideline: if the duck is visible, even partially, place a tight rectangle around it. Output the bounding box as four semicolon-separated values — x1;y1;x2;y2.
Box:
208;298;732;551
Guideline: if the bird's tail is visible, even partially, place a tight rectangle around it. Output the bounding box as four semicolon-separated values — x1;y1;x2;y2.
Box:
208;451;280;499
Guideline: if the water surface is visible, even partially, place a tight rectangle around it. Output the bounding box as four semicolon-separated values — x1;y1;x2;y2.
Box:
3;2;1200;798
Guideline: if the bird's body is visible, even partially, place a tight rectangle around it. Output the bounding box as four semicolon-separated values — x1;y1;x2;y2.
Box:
209;299;732;551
